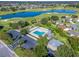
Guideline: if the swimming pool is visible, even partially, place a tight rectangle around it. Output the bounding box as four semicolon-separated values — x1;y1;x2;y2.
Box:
0;9;77;19
33;31;45;36
29;27;48;38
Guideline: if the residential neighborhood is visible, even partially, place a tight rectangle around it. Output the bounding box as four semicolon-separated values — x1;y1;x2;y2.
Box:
0;1;79;57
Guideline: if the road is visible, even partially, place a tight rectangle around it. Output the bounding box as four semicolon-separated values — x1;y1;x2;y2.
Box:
0;40;18;57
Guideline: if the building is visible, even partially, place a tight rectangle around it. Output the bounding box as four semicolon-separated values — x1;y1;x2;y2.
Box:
71;23;79;29
57;23;66;30
21;35;37;49
68;30;79;37
7;27;53;49
71;24;78;30
7;30;21;41
29;26;52;40
21;26;53;49
47;39;64;51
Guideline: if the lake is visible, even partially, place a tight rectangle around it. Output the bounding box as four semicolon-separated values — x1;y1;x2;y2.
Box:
0;9;77;19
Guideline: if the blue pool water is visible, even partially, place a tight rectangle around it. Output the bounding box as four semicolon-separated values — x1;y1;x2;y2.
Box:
0;9;77;19
33;31;45;36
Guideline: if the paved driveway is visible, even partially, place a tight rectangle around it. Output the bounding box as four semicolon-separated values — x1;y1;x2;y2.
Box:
0;40;17;57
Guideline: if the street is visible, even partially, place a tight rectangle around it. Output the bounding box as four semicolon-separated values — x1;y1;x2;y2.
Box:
0;40;18;57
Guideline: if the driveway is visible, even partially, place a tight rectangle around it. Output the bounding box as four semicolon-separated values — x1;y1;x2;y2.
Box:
0;40;18;57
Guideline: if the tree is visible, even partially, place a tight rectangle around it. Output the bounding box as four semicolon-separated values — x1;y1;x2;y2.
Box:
55;45;75;57
75;3;79;8
9;21;29;29
61;16;66;19
9;23;19;29
24;21;29;26
0;7;9;11
33;37;48;57
18;21;25;27
19;7;26;10
40;18;49;25
0;26;4;30
38;37;48;46
0;31;13;44
71;15;78;19
61;16;67;22
71;15;78;22
10;7;17;12
20;28;28;35
68;37;79;56
31;19;37;24
51;16;59;24
18;21;29;28
33;45;48;57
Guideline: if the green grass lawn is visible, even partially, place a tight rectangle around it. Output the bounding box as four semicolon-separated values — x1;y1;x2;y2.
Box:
14;47;36;57
0;31;13;44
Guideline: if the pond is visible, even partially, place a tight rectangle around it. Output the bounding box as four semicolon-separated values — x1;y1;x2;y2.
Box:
0;9;77;19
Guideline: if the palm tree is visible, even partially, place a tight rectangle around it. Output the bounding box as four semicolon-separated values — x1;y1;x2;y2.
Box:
32;37;48;57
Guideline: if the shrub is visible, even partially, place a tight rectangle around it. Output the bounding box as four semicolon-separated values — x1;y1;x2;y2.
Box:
31;19;37;24
40;18;49;25
20;28;28;35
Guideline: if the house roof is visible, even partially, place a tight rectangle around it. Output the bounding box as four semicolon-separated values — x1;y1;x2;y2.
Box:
21;35;37;44
71;24;77;29
7;30;21;39
47;30;53;39
48;39;64;47
58;24;66;29
21;35;37;49
68;31;79;36
22;41;36;49
66;19;71;22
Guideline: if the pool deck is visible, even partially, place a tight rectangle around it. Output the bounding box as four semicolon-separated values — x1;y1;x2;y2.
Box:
29;27;48;39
